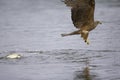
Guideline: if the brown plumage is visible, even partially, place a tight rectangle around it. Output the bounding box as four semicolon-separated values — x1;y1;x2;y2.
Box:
61;0;101;44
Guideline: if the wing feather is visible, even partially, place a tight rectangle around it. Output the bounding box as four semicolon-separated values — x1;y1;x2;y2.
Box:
68;0;95;29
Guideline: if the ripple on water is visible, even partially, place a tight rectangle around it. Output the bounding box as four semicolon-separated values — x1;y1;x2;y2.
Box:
0;49;120;80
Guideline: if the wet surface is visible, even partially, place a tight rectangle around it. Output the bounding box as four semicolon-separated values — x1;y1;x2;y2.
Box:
0;49;120;80
0;0;120;80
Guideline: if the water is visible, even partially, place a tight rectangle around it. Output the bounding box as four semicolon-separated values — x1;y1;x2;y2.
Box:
0;0;120;80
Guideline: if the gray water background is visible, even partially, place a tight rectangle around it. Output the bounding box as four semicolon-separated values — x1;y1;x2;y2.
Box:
0;0;120;51
0;0;120;80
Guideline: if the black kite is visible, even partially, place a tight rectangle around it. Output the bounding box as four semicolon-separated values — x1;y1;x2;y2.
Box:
61;0;101;45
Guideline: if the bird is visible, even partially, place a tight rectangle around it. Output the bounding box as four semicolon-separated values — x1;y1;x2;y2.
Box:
61;0;101;45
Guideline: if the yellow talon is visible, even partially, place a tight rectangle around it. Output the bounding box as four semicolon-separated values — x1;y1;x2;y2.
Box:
86;39;90;45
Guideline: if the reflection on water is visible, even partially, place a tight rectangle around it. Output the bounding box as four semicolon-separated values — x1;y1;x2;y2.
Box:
74;67;92;80
74;58;92;80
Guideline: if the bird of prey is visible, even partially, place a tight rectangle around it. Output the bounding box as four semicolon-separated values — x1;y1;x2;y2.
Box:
61;0;101;45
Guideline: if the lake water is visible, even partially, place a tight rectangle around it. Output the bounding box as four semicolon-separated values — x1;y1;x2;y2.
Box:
0;0;120;80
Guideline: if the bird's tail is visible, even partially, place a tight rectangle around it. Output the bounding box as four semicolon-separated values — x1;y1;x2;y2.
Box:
61;30;90;45
61;30;81;37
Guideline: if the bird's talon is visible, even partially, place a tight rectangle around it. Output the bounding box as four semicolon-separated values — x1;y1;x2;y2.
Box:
85;39;90;45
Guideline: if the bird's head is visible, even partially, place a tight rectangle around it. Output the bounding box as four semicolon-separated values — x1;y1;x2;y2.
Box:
93;21;102;29
95;21;102;25
61;0;74;7
61;0;80;7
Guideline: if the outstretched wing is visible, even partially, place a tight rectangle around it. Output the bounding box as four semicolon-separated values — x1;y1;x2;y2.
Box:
64;0;95;29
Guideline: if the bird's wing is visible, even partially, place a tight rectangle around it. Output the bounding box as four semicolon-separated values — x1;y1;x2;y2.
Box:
70;0;95;29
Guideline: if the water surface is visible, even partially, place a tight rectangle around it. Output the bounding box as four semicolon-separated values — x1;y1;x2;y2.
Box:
0;0;120;80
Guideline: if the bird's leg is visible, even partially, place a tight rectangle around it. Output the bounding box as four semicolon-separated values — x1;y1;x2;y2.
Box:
81;30;90;45
61;30;81;37
85;39;90;45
